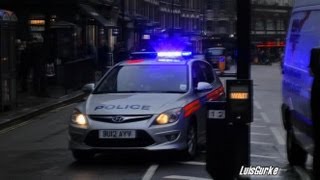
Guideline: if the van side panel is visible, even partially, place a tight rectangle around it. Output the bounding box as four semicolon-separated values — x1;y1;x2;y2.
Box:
283;9;320;152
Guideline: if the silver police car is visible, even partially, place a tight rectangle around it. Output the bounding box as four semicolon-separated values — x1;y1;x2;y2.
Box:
69;52;225;161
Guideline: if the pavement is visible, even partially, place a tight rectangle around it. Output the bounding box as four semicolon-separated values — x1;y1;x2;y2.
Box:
0;85;86;130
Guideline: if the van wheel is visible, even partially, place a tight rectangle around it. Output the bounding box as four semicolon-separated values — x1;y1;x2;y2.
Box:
286;130;307;166
182;123;197;160
72;150;95;162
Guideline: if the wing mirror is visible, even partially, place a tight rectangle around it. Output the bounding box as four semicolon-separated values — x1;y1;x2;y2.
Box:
195;82;214;92
82;83;95;94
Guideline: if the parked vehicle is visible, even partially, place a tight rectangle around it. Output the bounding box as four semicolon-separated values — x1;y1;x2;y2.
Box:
204;47;232;70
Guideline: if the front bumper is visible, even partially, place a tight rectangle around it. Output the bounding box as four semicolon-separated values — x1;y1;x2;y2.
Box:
68;116;189;151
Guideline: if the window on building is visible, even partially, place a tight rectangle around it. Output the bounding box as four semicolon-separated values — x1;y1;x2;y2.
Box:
276;19;285;31
266;19;275;30
255;19;265;30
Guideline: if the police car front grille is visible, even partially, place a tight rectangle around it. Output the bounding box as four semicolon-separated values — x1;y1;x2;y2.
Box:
84;130;155;147
89;115;153;123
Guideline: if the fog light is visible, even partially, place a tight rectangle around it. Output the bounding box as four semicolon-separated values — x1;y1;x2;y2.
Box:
165;133;179;141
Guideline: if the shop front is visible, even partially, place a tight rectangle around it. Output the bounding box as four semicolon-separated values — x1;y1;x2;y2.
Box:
0;0;117;94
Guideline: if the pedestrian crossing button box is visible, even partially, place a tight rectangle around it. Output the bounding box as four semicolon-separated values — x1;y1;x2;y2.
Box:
226;79;253;123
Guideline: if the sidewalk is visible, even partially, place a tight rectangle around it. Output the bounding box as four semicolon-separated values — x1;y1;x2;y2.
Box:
0;85;86;129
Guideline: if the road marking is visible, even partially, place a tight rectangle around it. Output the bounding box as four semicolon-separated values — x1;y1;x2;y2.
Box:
250;154;278;159
294;166;311;180
254;101;262;110
179;161;206;166
142;164;159;180
251;141;274;146
260;112;271;123
270;127;285;145
254;118;263;122
251;132;271;136
251;125;267;128
163;175;212;180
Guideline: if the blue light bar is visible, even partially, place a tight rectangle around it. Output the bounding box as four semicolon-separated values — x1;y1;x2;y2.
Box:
157;51;192;58
181;51;192;56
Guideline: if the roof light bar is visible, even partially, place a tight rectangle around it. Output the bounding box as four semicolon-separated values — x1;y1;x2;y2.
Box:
157;51;192;58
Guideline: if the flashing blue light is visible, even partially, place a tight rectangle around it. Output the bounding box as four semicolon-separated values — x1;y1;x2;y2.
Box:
181;51;192;56
157;51;192;58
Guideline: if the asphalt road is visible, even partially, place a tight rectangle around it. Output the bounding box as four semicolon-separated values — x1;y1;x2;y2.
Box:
0;63;310;180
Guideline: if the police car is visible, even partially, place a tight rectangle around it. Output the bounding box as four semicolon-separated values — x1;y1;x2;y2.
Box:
69;50;225;161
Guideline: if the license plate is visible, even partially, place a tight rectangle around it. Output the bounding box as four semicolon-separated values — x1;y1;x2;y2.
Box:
99;130;136;139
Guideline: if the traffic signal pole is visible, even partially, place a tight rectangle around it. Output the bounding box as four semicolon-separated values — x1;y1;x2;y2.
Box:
237;0;251;79
206;0;252;179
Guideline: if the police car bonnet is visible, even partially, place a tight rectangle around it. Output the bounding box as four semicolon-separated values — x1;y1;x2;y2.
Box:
86;93;184;115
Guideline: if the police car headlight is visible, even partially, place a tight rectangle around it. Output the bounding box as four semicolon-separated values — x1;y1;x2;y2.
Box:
155;108;182;125
71;110;88;128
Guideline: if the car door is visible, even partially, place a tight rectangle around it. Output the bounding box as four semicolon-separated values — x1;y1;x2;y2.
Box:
191;61;216;144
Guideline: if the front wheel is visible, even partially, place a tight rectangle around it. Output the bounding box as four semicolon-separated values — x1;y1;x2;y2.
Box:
181;123;197;160
286;130;307;166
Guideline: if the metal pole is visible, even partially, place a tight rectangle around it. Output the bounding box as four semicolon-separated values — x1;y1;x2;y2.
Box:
235;1;252;178
236;0;251;79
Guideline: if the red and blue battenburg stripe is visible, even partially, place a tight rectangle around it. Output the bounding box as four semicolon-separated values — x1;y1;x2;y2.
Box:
127;59;144;64
206;86;225;101
183;86;225;118
183;99;201;118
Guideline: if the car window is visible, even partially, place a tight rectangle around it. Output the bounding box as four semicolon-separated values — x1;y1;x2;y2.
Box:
94;65;188;93
192;62;207;88
198;62;215;83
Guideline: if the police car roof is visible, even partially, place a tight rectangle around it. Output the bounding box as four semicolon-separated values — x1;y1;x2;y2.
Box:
119;58;200;66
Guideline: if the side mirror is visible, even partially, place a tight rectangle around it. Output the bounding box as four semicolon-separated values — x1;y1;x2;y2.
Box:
82;83;95;94
196;82;213;92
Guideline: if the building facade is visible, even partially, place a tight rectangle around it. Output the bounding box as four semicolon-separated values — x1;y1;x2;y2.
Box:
204;0;236;50
251;0;293;49
204;0;293;55
119;0;204;53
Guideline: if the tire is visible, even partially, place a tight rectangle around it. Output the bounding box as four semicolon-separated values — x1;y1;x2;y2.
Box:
286;130;307;166
72;150;95;162
182;123;197;160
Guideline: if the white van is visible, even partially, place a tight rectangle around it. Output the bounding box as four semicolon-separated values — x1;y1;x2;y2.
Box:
282;0;320;176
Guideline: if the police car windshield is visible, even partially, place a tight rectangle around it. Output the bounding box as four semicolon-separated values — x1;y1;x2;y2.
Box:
94;65;188;93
